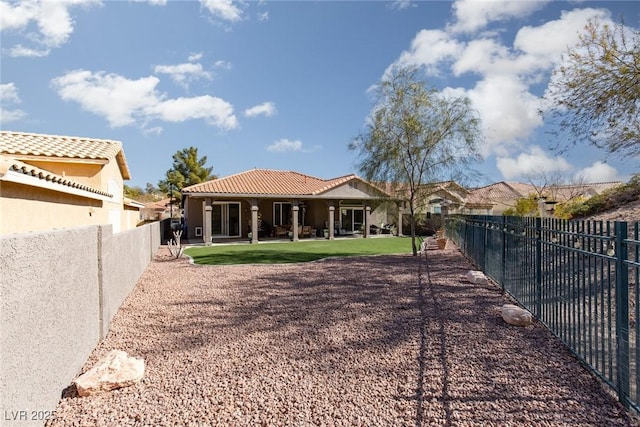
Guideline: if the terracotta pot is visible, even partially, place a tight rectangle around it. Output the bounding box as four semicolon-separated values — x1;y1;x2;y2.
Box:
436;238;447;250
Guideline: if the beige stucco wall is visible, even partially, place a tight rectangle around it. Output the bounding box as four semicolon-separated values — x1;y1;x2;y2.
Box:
26;160;104;188
0;180;139;235
0;181;104;234
0;222;160;427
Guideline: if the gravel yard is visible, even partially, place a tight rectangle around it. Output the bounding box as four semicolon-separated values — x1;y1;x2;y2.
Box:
48;246;639;426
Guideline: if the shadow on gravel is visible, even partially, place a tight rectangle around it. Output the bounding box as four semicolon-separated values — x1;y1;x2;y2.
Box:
105;248;639;426
165;254;425;353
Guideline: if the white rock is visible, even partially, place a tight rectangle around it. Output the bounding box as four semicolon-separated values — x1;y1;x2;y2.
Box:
500;304;533;327
465;270;488;285
74;350;145;397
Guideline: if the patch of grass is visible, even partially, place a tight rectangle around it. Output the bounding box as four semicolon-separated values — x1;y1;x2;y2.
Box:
184;237;415;265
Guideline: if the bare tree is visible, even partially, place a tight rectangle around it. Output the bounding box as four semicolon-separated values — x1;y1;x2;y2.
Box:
350;66;482;255
542;18;640;157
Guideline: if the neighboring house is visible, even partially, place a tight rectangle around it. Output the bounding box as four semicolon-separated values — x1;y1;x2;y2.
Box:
0;131;142;235
464;181;623;215
181;169;398;243
140;198;173;222
388;180;623;219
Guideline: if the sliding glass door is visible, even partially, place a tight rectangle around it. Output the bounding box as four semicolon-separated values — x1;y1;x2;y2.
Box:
212;202;241;237
340;208;364;233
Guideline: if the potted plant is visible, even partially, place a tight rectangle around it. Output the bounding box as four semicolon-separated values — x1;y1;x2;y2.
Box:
436;229;447;249
323;229;329;239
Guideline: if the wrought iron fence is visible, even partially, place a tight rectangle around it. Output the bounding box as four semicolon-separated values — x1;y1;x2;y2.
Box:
446;215;640;412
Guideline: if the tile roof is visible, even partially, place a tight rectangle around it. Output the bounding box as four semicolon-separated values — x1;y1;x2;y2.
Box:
0;157;113;198
0;131;131;179
466;182;527;204
183;169;374;196
466;181;623;205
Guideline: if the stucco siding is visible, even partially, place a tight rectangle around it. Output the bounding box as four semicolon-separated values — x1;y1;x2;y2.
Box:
0;227;101;426
24;160;103;188
0;222;160;426
0;182;104;234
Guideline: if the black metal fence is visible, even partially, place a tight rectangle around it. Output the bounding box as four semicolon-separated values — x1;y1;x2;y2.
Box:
446;215;640;411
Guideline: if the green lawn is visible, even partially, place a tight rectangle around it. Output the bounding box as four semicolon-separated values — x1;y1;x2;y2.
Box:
184;237;415;265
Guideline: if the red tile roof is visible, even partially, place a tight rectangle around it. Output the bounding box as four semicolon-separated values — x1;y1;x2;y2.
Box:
183;169;373;196
0;130;131;180
466;181;623;205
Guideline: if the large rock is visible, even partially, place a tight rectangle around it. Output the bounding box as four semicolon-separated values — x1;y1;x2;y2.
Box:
74;350;145;397
501;304;534;327
465;270;488;285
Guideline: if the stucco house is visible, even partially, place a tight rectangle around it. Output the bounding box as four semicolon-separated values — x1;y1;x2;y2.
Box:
181;169;401;243
0;131;143;235
463;181;623;215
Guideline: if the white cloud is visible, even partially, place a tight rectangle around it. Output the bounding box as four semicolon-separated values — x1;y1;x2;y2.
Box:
387;5;618;161
450;0;550;33
0;0;38;30
466;76;543;154
0;0;102;57
214;60;232;69
388;0;415;11
200;0;243;22
1;83;21;103
244;102;276;118
6;44;50;57
266;139;303;152
257;11;269;22
391;29;462;76
149;96;238;129
0;82;26;124
131;0;167;5
575;162;621;183
496;146;571;180
514;8;610;69
188;52;203;62
1;108;26;123
153;62;212;88
50;69;238;130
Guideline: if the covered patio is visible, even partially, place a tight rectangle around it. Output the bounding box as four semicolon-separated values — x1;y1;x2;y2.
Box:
181;169;403;244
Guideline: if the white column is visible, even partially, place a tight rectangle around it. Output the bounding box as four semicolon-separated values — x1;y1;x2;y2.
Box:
292;205;299;241
251;202;259;244
397;203;404;237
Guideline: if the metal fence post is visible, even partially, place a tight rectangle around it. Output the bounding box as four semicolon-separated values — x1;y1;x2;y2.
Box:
535;217;542;319
501;216;507;293
615;221;630;408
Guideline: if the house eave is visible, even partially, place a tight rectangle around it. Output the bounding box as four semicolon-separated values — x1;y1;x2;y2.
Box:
1;170;113;202
183;192;394;201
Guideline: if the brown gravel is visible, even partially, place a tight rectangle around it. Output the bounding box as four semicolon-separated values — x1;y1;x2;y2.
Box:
48;246;640;426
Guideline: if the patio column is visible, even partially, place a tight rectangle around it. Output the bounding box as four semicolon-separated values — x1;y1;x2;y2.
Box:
250;201;259;244
204;199;212;245
397;203;404;236
364;206;371;238
292;204;299;241
328;205;335;240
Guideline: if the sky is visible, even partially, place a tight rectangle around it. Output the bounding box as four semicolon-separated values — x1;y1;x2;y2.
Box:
1;0;638;190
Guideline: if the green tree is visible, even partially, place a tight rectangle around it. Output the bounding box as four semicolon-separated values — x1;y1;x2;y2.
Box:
350;65;482;255
503;194;539;217
542;18;640;157
123;185;143;199
158;147;216;205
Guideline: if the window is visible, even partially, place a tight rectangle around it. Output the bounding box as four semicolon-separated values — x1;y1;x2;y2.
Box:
273;202;292;226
